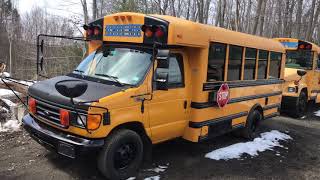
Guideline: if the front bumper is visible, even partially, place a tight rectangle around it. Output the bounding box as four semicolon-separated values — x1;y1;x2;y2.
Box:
22;114;104;158
281;96;298;111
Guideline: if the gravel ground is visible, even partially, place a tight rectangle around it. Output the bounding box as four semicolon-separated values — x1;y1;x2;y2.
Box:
1;104;320;180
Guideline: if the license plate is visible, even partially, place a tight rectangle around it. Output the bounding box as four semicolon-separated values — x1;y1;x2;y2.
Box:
57;142;75;158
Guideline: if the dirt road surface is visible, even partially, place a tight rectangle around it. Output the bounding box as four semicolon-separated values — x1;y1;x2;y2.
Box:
1;105;320;180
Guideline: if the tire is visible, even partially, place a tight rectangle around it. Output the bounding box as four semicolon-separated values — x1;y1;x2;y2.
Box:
98;129;143;180
240;110;262;139
289;91;307;118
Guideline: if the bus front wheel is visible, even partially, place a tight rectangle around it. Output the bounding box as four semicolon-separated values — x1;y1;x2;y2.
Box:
98;129;143;180
290;91;307;118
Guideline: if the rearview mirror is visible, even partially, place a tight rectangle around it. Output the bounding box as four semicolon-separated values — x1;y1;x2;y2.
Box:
156;49;169;69
155;71;168;90
55;80;88;99
297;70;307;77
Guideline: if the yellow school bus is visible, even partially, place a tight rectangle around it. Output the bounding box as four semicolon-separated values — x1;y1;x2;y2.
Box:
274;38;320;117
23;12;285;179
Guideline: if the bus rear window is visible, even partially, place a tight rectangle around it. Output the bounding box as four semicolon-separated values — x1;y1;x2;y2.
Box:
286;50;313;69
207;43;226;81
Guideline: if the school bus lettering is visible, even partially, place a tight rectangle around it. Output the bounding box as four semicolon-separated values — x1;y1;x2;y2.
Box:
22;12;286;180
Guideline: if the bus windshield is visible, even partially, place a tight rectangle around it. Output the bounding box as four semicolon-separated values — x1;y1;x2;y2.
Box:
286;50;313;69
73;47;152;86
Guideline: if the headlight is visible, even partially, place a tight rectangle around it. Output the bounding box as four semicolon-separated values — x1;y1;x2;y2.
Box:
288;87;296;93
76;115;87;127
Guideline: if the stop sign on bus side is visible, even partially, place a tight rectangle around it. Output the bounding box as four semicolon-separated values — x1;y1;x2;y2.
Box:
217;83;230;108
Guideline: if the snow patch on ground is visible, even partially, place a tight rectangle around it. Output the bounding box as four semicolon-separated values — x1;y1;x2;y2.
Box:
314;110;320;117
126;177;136;180
0;120;21;132
205;130;292;160
1;98;16;107
145;164;169;173
0;89;15;96
144;175;160;180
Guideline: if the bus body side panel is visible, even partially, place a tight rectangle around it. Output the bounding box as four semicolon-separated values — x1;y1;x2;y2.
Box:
183;82;282;142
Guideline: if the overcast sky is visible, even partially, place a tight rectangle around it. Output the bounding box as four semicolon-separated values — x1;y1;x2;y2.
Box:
18;0;87;17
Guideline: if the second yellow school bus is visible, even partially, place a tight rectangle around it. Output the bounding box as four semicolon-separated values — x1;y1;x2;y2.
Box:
23;12;285;179
274;38;320;117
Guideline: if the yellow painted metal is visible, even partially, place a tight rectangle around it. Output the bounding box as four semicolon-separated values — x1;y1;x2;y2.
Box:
274;38;320;101
36;12;285;144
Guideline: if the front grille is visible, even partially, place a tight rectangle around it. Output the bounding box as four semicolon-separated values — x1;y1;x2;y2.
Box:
35;100;61;125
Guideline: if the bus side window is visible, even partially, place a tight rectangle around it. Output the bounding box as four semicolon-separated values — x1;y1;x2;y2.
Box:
227;45;243;81
244;48;257;80
269;52;282;79
207;43;227;82
155;54;184;88
258;50;268;79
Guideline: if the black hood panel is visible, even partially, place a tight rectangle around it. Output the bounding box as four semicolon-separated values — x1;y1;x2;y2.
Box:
28;75;125;110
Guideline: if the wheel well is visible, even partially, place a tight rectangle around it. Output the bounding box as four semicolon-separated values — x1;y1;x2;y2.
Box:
112;122;147;138
250;103;263;119
301;87;308;97
111;122;152;162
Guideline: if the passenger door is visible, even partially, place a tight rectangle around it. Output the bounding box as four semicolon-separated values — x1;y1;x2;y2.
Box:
147;52;188;143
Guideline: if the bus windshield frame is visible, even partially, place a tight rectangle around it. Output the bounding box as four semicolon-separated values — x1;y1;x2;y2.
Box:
285;50;314;70
72;45;153;86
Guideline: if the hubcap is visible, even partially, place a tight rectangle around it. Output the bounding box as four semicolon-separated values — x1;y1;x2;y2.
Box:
114;143;136;170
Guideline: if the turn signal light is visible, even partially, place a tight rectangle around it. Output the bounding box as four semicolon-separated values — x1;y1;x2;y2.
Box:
60;109;70;127
28;98;36;114
87;114;102;130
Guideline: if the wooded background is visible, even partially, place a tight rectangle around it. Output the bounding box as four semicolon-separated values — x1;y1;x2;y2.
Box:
0;0;320;80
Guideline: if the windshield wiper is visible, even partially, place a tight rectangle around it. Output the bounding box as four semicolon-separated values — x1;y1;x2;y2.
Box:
95;73;125;86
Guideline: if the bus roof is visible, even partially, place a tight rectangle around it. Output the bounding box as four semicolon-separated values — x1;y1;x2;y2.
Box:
99;12;285;53
274;38;320;53
152;14;285;52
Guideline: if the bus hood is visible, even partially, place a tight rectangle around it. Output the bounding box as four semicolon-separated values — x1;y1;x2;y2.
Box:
284;68;301;82
28;75;126;109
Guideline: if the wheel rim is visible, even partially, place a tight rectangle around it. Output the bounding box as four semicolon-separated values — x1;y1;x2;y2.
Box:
114;142;137;170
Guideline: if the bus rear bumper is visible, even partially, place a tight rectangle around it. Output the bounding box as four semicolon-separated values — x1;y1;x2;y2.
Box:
22;114;105;158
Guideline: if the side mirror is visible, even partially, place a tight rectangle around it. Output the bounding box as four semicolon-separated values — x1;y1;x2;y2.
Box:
156;49;169;69
297;70;307;77
55;80;88;99
155;71;169;90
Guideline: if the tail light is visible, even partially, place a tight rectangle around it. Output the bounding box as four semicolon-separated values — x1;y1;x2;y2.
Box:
87;114;101;130
60;109;70;127
28;98;36;114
